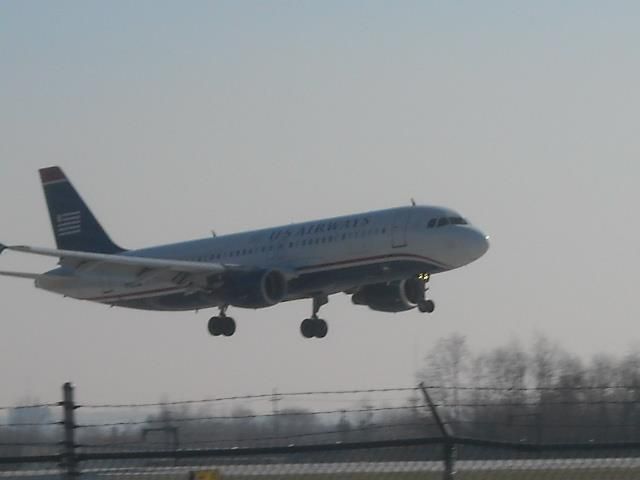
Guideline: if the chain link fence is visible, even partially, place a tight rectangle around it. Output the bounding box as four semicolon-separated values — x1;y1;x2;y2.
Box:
4;439;640;479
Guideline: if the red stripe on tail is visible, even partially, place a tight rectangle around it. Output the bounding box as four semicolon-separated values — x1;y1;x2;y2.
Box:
39;166;66;184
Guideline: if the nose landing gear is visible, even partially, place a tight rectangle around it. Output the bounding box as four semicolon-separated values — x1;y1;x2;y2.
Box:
418;299;435;313
208;305;236;337
415;275;435;313
301;296;329;339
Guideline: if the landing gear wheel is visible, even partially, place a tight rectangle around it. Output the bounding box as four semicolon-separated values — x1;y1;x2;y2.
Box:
300;296;330;339
208;306;237;337
300;317;328;338
418;300;435;313
208;316;222;336
222;317;236;337
315;319;328;338
301;318;315;339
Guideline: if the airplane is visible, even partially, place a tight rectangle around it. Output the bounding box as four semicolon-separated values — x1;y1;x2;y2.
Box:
0;167;490;339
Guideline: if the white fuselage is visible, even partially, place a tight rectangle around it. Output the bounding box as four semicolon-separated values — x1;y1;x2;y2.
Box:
36;205;489;311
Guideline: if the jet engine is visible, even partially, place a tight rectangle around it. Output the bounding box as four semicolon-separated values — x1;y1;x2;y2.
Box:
222;269;288;309
351;278;425;312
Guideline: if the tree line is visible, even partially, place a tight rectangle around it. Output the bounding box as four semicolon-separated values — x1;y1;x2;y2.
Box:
3;333;640;461
418;333;640;443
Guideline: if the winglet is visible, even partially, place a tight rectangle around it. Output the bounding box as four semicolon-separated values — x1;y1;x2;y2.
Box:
0;243;6;254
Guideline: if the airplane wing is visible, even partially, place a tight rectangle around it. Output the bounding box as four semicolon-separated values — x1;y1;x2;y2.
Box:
0;270;42;280
1;244;228;275
0;244;42;279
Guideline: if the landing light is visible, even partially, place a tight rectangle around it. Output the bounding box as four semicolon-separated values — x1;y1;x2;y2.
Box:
418;273;430;282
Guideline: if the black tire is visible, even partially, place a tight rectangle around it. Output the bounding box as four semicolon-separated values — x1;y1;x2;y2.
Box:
315;319;328;338
223;317;236;337
300;318;314;338
418;300;435;313
208;316;221;336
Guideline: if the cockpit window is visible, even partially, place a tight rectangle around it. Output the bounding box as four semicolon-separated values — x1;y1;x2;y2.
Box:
428;216;468;228
449;217;468;225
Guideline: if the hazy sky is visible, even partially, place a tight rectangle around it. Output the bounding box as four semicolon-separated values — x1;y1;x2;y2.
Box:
2;1;640;407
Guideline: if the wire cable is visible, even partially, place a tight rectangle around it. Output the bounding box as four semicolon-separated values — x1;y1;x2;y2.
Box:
77;405;429;429
79;387;420;409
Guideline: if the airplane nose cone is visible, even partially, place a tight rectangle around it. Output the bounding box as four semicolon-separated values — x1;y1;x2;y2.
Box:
479;232;490;256
483;236;490;255
465;228;490;263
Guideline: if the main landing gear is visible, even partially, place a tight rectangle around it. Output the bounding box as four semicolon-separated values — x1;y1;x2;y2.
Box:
208;306;236;337
301;296;329;339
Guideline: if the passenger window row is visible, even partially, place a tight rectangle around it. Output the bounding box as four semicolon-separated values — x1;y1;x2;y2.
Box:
191;227;388;262
427;217;468;228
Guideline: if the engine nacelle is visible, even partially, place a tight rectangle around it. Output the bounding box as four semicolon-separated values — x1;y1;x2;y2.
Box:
222;269;288;309
351;278;424;312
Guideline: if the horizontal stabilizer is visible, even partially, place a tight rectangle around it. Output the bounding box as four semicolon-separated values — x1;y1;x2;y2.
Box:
0;270;41;280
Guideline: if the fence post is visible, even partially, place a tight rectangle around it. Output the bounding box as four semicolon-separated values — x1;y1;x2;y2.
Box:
419;383;456;480
60;382;78;479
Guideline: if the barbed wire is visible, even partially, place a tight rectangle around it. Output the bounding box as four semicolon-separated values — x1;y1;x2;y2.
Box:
69;400;640;429
0;385;638;413
76;405;429;429
0;421;61;430
76;418;640;436
78;420;435;449
0;402;58;412
426;385;640;392
76;385;640;410
443;400;640;407
78;387;420;409
450;419;640;429
2;386;640;433
70;397;640;431
2;400;640;431
0;441;59;447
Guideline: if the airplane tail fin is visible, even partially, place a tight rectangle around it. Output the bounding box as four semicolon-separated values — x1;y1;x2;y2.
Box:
39;166;125;254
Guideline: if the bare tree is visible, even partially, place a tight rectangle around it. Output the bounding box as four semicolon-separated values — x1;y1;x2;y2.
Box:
418;334;470;419
530;334;561;392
